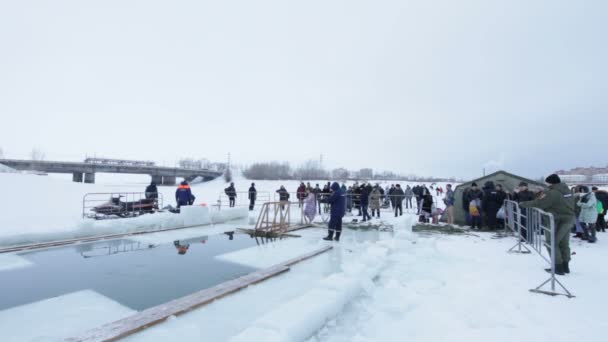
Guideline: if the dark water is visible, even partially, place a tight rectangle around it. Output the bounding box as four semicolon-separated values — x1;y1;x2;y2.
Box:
0;233;263;311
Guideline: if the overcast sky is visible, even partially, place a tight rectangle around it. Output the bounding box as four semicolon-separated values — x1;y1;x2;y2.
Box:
0;0;606;179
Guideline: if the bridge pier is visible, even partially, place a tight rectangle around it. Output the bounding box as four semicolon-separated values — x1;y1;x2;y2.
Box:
151;175;163;185
84;173;96;184
72;172;83;183
162;176;176;186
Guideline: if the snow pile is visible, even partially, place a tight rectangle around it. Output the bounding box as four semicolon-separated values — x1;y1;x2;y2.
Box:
0;290;135;341
0;206;248;248
228;240;394;342
0;163;17;173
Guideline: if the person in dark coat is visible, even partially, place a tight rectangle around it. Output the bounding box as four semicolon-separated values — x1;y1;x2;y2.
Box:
481;181;503;230
393;184;405;217
145;181;158;200
276;186;290;210
296;182;307;208
321;183;332;214
463;183;483;226
322;182;346;241
360;183;371;222
513;182;534;239
225;183;237;207
248;183;257;211
413;185;422;214
313;184;322;214
388;184;396;209
176;181;195;208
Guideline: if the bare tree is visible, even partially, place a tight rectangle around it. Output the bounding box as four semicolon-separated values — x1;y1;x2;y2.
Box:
30;148;46;161
243;161;292;180
224;168;233;183
293;160;328;180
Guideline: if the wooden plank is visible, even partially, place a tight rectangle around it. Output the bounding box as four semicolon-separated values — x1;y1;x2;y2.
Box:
66;245;333;342
66;265;290;342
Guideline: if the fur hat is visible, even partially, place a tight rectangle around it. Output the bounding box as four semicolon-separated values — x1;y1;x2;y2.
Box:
471;182;478;187
545;174;561;185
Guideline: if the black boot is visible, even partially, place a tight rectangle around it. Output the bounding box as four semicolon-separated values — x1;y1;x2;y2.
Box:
545;263;565;276
563;262;570;274
334;232;341;242
323;231;334;241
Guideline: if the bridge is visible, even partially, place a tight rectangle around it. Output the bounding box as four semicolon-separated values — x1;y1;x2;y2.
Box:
0;158;223;185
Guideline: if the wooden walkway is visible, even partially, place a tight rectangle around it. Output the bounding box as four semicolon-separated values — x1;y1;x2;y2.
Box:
66;245;333;342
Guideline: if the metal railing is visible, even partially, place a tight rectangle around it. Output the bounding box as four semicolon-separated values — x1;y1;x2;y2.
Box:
503;200;574;298
83;192;163;219
254;201;305;233
218;191;271;209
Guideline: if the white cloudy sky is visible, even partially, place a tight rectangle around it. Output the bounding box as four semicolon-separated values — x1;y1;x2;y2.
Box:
0;0;606;179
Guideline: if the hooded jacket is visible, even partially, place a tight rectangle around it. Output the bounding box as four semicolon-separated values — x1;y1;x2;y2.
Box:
520;183;575;220
326;182;346;218
577;192;598;224
176;182;195;205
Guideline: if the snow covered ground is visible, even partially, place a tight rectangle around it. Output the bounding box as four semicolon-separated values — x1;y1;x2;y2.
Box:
2;171;605;342
0;170;451;246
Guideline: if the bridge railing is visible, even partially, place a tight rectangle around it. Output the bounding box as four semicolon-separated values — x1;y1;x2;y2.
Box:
83;192;164;220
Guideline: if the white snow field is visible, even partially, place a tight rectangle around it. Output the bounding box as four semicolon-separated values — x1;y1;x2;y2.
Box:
3;171;605;341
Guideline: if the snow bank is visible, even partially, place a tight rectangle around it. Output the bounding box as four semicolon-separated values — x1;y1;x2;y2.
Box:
229;242;392;342
0;163;17;173
0;206;248;248
0;253;33;272
0;290;135;341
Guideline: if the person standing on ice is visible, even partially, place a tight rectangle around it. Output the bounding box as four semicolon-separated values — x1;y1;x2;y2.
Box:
296;182;307;208
322;182;346;241
404;185;414;209
312;184;322;214
393;184;405;217
370;185;382;218
577;186;598;243
225;182;237;208
520;174;576;276
303;191;317;224
443;184;455;225
145;181;158;200
360;182;371;222
276;186;290;210
176;181;195;208
248;183;257;211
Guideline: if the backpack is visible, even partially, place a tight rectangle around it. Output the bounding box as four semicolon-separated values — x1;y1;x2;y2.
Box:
599;200;604;214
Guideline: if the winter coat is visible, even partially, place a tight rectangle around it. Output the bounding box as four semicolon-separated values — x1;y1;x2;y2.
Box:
577;192;598;224
248;186;257;200
326;182;346;218
463;188;483;211
145;184;158;199
514;190;534;203
421;194;434;214
297;185;307;200
444;189;455;207
176;183;195;205
225;185;237;198
276;188;290;202
520;183;575;220
393;188;405;204
360;185;370;206
595;190;608;215
370;189;382;210
404;187;414;198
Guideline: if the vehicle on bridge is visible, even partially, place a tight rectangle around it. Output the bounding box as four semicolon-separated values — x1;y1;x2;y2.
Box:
84;157;156;167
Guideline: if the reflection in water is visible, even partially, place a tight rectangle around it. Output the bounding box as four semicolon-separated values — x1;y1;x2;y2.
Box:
80;241;157;259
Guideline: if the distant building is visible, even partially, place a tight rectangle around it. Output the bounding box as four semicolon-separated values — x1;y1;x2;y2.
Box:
558;174;588;183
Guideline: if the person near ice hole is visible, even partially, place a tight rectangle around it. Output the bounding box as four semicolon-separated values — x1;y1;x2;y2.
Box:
248;183;257;211
175;181;196;208
145;181;159;200
225;182;237;208
321;182;346;242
